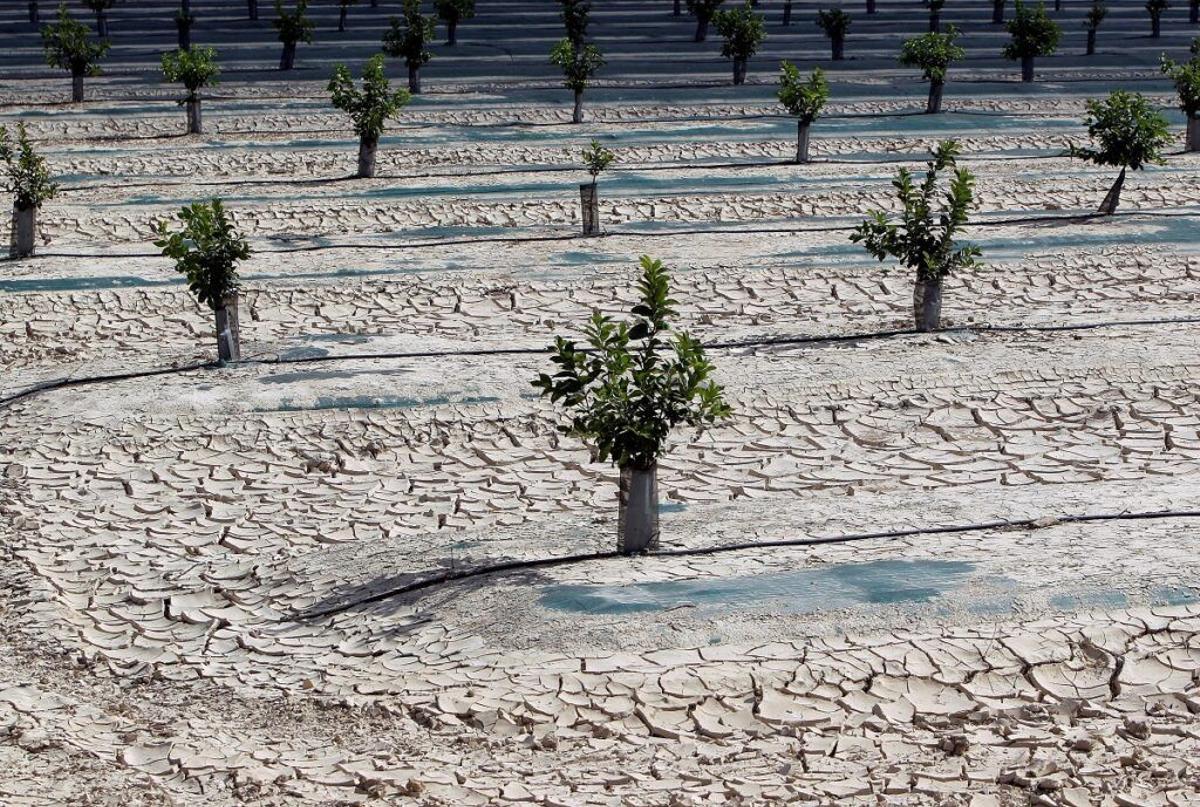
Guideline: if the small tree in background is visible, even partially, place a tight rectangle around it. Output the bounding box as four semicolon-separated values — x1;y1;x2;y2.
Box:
162;47;220;135
1;123;58;259
687;0;725;42
1070;90;1171;214
533;256;732;555
383;0;437;94
777;62;828;163
900;26;965;113
273;0;313;71
329;54;411;178
559;0;591;45
713;1;765;85
550;39;604;123
1147;0;1168;38
155;199;252;363
816;8;851;61
337;0;358;32
41;4;110;103
992;0;1005;23
436;0;475;45
1162;40;1200;151
82;0;115;37
176;0;195;51
926;0;945;32
579;139;614;235
851;140;982;332
1003;0;1059;82
1084;1;1106;56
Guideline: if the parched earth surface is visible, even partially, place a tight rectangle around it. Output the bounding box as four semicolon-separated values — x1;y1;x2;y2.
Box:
2;1;1200;805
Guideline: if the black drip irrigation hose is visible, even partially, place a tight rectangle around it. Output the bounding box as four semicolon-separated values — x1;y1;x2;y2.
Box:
3;315;1198;413
290;508;1200;622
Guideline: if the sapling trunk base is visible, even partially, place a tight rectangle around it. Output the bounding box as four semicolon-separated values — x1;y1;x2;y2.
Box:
248;0;258;20
447;19;458;44
992;0;1004;23
832;36;844;61
580;183;599;235
1086;28;1096;56
357;135;378;178
572;90;583;123
186;98;202;134
695;17;709;41
913;277;943;332
795;121;811;163
10;205;37;259
280;41;296;70
29;2;39;23
214;294;241;363
732;58;747;85
1188;115;1200;153
72;72;84;103
1098;167;1125;215
618;465;659;554
408;65;421;94
1021;55;1034;82
782;0;792;25
927;79;944;113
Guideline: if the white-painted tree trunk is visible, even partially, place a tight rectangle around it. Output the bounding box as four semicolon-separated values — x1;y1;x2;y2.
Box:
579;183;599;235
214;294;241;362
618;465;659;554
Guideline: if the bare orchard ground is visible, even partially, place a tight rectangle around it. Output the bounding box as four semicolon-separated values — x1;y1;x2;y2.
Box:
1;1;1199;805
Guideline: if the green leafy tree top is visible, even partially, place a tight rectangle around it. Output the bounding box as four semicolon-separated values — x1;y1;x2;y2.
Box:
1003;0;1059;60
161;47;220;102
329;54;412;140
155;199;251;311
41;4;110;76
850;140;982;283
532;255;732;470
273;0;313;45
777;62;829;124
383;0;437;67
1084;1;1107;29
435;0;475;24
899;26;965;82
559;0;591;42
1162;41;1200;116
687;0;726;21
550;39;605;91
0;123;59;210
816;8;851;38
1070;90;1171;170
713;1;766;61
583;139;614;183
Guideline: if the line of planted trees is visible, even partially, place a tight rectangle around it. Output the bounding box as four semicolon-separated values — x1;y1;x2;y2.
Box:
5;42;1198;558
687;0;1191;87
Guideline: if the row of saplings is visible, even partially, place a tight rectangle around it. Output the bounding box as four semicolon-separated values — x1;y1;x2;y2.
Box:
0;68;1187;262
2;68;1186;260
1;127;1172;548
35;0;462;103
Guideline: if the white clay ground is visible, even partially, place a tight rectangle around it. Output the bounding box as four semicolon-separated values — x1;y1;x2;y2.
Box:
1;1;1199;805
